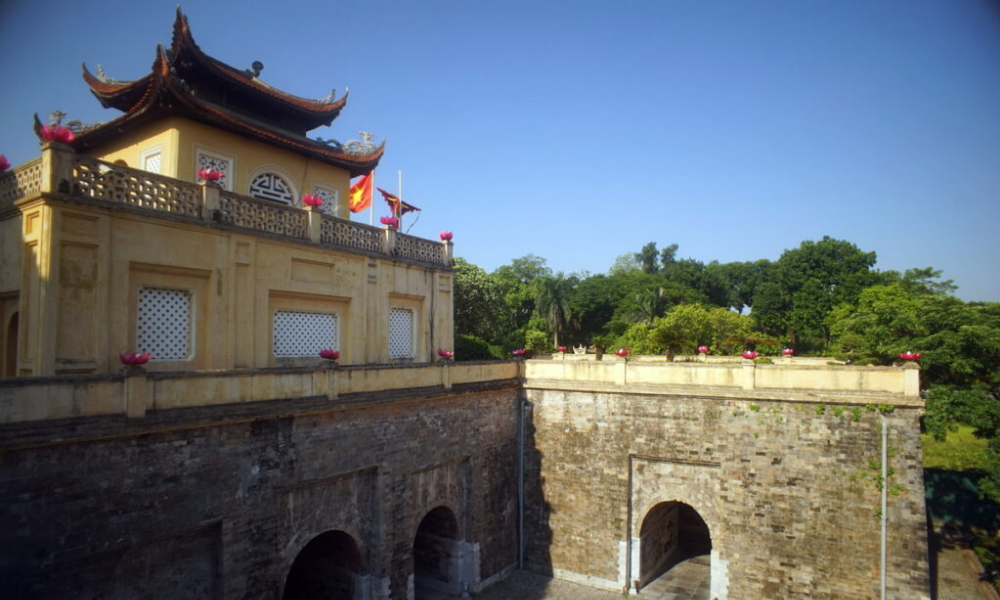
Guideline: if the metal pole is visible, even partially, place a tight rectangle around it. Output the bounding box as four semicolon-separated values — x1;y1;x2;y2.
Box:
518;398;526;570
368;171;374;226
880;415;888;600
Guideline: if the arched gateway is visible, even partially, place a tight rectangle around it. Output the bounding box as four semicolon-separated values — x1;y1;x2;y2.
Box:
637;501;712;596
283;530;363;600
413;506;463;598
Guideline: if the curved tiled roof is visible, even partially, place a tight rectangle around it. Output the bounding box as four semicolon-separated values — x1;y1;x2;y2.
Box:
81;7;350;134
168;7;347;129
70;45;383;177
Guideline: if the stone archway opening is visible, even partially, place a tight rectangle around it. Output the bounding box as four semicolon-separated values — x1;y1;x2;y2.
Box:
283;530;363;600
413;505;464;598
638;501;712;597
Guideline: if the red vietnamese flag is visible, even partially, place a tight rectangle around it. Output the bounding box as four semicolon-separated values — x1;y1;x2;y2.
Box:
348;172;373;213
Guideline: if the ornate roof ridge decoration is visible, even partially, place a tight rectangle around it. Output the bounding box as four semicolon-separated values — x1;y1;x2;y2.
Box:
169;6;348;121
72;44;383;177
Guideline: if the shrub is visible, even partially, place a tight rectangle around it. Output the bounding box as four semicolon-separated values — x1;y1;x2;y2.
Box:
525;329;550;356
454;334;494;361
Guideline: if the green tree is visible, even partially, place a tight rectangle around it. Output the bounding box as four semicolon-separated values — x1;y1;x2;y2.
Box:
754;237;878;350
637;242;660;274
493;254;552;334
828;279;1000;502
452;258;505;341
534;274;578;347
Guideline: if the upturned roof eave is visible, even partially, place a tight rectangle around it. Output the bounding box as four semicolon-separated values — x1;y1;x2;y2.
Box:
169;7;348;129
71;47;382;177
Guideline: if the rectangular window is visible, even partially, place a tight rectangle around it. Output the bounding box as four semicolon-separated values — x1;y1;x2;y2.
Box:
273;310;339;357
137;287;192;361
142;151;162;174
388;307;414;359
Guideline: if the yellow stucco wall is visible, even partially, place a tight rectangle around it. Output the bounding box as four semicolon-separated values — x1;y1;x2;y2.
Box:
87;120;179;176
87;117;353;218
14;197;450;375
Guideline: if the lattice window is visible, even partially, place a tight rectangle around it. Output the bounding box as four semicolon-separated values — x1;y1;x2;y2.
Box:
273;310;339;357
143;152;162;175
388;308;415;359
196;150;233;190
137;288;192;361
249;172;295;204
312;186;339;215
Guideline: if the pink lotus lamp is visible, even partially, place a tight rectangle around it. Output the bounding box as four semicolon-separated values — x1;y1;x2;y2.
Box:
119;352;151;366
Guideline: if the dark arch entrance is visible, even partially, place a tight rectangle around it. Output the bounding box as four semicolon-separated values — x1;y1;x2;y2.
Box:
4;312;17;377
638;501;711;594
413;505;463;598
283;530;362;600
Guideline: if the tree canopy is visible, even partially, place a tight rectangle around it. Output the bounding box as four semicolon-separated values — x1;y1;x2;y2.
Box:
450;237;1000;501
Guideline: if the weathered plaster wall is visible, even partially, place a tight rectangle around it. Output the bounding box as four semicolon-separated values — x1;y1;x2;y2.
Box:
12;197;452;376
522;388;930;599
0;384;520;599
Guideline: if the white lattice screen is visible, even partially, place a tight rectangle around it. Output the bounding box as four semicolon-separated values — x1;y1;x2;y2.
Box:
143;152;162;174
312;186;339;215
388;308;414;359
273;310;339;357
136;288;191;361
249;172;295;204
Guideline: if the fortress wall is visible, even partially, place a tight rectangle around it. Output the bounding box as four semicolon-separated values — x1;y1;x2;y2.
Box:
0;384;520;599
522;387;930;600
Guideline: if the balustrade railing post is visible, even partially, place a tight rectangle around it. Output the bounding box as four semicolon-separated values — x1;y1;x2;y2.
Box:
382;226;397;257
307;206;323;243
742;359;756;391
39;142;75;195
442;240;454;266
123;365;150;418
903;362;920;397
200;181;221;221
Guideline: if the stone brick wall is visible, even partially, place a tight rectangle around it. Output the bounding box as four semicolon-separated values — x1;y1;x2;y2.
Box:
523;389;930;600
0;383;520;599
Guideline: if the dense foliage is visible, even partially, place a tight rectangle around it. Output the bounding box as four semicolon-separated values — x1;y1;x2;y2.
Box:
452;238;1000;501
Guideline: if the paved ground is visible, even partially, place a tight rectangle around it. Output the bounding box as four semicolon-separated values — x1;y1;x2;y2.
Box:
461;545;995;600
468;557;709;600
935;545;999;600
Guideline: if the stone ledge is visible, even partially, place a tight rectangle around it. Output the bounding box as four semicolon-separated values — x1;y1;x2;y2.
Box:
0;379;520;452
522;378;924;408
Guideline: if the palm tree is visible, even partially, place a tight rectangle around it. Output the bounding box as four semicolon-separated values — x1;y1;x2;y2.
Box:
534;275;577;348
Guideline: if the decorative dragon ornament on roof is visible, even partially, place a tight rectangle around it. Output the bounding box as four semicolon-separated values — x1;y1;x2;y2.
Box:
343;132;378;156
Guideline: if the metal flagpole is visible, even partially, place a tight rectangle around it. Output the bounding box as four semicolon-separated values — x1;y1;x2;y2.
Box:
397;170;403;229
368;170;374;226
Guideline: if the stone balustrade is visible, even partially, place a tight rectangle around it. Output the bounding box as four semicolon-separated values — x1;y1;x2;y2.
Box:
0;143;454;267
0;157;43;216
0;360;518;423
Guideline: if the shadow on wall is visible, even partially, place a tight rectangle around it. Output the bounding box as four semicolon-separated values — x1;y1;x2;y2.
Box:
924;468;1000;600
514;400;556;599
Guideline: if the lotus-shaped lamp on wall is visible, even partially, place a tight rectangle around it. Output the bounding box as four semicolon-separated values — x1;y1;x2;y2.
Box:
119;352;150;365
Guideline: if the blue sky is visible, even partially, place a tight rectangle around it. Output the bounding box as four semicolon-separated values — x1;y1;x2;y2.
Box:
2;0;998;300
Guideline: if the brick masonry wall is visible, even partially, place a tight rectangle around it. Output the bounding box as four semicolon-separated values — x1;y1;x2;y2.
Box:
0;385;520;600
523;389;930;600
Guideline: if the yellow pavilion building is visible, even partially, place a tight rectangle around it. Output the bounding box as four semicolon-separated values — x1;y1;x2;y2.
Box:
0;8;454;378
